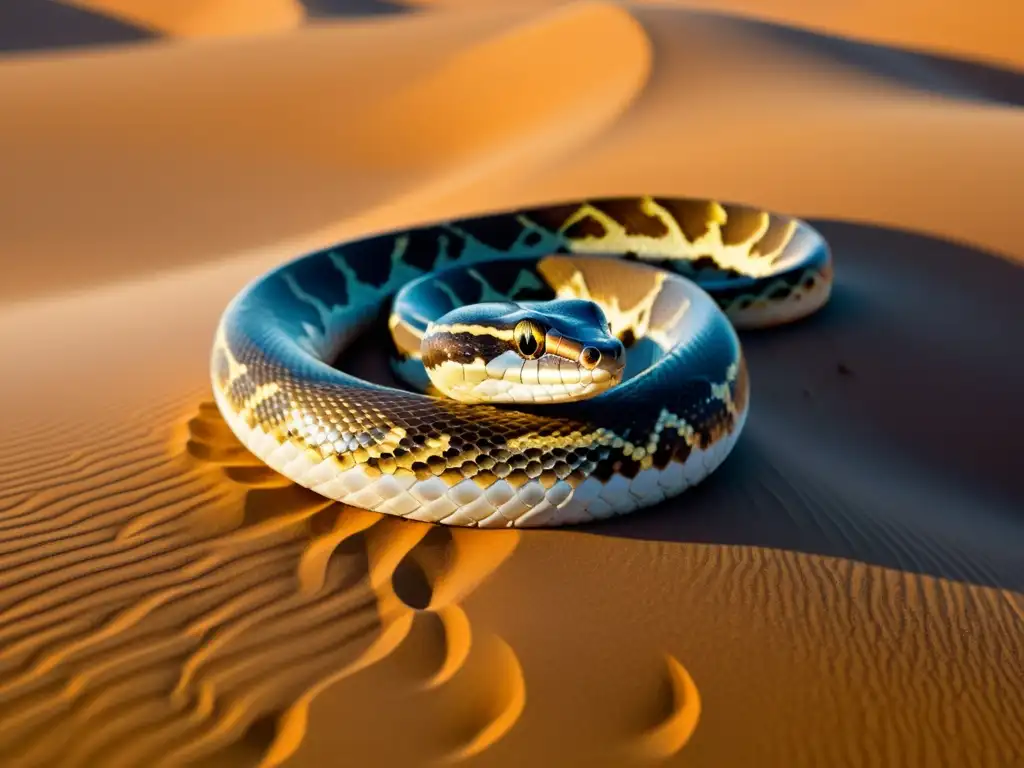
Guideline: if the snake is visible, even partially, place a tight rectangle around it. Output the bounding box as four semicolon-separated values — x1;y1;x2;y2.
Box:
211;196;831;528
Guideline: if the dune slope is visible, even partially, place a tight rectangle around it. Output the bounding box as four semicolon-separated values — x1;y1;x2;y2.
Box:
426;6;1024;264
407;0;1024;71
0;2;649;304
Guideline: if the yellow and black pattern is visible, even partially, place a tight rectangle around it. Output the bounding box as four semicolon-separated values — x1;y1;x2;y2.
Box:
400;260;629;404
211;196;831;527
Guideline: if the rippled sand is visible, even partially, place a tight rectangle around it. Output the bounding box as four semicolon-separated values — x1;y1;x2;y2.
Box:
1;2;1022;766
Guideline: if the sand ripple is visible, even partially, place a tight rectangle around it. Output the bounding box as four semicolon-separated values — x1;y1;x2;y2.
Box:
0;400;524;767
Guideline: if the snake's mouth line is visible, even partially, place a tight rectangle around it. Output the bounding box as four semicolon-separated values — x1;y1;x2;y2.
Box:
424;353;621;404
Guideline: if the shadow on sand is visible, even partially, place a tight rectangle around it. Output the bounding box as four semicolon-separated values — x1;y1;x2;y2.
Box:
575;221;1024;594
338;219;1024;594
0;1;151;53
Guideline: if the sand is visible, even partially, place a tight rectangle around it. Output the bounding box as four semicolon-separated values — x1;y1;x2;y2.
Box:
0;2;1022;767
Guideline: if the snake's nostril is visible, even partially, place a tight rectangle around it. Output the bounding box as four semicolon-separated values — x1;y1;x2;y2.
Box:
581;347;601;369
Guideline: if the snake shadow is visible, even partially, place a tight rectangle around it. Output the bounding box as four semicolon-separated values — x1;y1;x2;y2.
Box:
341;221;1024;593
578;221;1024;593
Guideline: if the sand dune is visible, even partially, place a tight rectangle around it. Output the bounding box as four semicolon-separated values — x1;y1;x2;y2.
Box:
651;0;1024;71
0;2;648;303
409;0;1024;71
1;1;1022;766
418;6;1024;264
61;0;306;37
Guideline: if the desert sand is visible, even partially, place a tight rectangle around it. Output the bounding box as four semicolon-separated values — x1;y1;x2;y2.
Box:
1;1;1022;766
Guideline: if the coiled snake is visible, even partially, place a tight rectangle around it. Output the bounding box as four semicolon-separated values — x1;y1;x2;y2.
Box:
211;197;831;527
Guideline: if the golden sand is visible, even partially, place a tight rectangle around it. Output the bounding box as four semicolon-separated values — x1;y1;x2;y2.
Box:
0;2;1022;766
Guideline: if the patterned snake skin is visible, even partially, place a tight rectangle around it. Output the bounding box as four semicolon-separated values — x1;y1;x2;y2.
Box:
211;197;832;527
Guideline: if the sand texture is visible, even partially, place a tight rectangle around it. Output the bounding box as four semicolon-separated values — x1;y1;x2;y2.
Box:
1;2;1022;766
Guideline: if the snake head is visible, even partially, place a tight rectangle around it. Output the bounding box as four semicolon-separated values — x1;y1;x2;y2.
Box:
421;299;626;404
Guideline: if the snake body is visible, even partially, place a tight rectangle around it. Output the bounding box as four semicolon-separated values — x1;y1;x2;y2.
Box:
211;196;831;527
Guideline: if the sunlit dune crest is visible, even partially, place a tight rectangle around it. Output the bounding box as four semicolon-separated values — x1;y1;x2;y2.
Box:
61;0;306;37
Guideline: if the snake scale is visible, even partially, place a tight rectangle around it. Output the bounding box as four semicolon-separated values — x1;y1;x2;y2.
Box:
211;196;831;527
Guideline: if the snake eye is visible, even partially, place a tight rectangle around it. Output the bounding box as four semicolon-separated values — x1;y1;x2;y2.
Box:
513;319;545;359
